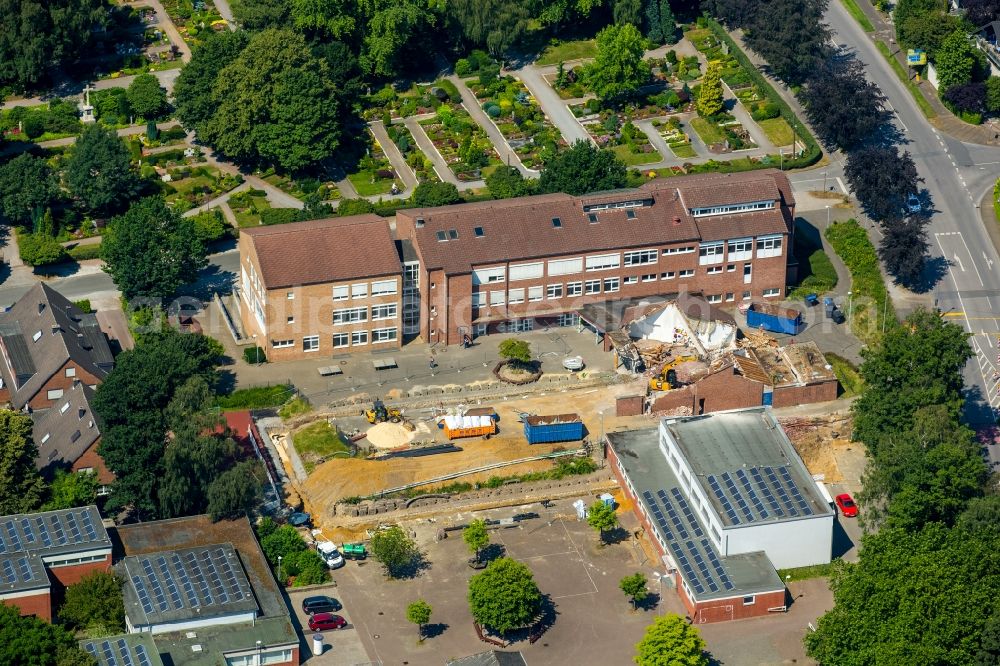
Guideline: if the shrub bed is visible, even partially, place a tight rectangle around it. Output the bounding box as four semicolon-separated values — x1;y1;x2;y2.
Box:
824;219;896;345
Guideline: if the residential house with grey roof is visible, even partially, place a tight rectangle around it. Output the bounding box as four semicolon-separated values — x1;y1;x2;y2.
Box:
0;283;113;410
31;382;112;487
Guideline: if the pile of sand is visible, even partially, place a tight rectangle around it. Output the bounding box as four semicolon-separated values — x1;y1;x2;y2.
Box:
365;422;417;450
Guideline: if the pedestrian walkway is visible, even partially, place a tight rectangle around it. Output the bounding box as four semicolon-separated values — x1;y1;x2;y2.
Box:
513;64;593;145
131;0;192;63
368;120;419;191
402;117;484;190
447;75;535;176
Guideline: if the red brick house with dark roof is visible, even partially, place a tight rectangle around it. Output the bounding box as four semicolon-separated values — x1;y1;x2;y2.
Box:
238;215;402;361
395;169;795;345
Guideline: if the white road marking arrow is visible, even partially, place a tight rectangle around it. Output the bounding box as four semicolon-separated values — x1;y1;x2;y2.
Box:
954;253;966;271
984;252;994;270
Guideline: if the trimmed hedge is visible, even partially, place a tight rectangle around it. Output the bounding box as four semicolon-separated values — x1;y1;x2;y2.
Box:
67;243;102;261
437;79;462;104
215;384;294;410
824;219;897;346
703;19;822;169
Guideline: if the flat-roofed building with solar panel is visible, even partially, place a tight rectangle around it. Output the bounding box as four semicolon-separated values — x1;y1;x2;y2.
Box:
80;634;162;666
116;514;300;666
0;505;112;620
606;407;835;623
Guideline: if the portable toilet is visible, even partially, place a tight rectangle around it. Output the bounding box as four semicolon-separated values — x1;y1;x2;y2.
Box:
599;493;616;509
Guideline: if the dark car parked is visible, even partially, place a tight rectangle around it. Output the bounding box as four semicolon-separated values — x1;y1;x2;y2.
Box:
308;612;347;631
302;595;342;615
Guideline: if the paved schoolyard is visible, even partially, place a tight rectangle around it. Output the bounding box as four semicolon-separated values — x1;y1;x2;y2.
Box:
285;585;370;665
325;496;831;665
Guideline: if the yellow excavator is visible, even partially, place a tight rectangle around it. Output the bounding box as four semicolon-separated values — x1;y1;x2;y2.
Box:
648;355;698;392
363;399;403;424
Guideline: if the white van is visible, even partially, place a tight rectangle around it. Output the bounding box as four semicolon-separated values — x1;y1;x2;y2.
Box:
316;541;345;569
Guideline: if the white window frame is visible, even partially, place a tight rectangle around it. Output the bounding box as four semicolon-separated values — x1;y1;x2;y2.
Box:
706;266;723;274
351;282;368;299
49;389;64;400
641;273;657;282
547;284;563;299
372;327;398;343
566;282;582;296
662;272;675;280
603;277;620;293
332;285;349;301
585;253;621;272
548;257;583;276
743;595;756;606
303;335;320;352
472;267;506;285
332;333;349;348
528;286;543;302
707;294;722;303
472;292;487;308
624;276;638;285
271;339;294;349
585;279;601;294
623;249;658;266
507;288;525;304
351;330;369;346
65;367;76;378
490;290;505;306
333;307;368;325
679;269;694;278
690;200;774;217
763;288;781;298
757;235;783;258
286;291;295;300
699;242;725;265
371;279;397;296
371;304;397;321
728;238;753;261
663;246;695;255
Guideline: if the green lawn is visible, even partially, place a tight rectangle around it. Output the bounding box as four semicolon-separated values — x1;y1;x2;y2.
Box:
839;0;875;31
788;231;838;300
292;421;351;473
609;144;662;166
689;116;726;145
668;142;697;158
347;170;395;196
757;117;795;147
216;384;294;410
231;195;271;227
536;39;597;66
777;561;840;582
825;352;865;398
875;41;936;119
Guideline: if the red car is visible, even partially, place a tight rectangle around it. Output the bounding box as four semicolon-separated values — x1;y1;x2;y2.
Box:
835;493;858;518
308;613;347;631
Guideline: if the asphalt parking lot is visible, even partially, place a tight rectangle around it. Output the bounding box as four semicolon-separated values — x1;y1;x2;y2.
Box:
285;585;370;664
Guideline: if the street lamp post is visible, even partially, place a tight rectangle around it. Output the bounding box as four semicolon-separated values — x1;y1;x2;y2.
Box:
847;291;854;325
277;555;283;586
779;148;784;171
826;205;831;226
823;169;828;191
256;640;263;666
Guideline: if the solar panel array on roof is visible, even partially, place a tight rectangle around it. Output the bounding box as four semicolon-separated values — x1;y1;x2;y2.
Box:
707;465;814;524
0;508;107;557
83;638;154;666
641;487;735;596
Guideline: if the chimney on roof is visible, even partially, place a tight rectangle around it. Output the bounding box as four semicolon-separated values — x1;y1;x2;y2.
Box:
38;302;46;314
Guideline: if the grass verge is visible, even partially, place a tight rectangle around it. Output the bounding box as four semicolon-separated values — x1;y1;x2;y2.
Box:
216;384;295;410
536;39;597;66
608;144;662;166
787;235;838;300
993;178;999;224
875;41;936;119
777;560;841;581
825;352;865;398
668;142;697;158
757;117;795;147
824;218;896;346
689;116;726;145
839;0;875;32
292;421;351;473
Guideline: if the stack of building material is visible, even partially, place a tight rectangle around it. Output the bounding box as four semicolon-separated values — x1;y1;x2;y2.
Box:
673;360;709;384
738;328;779;351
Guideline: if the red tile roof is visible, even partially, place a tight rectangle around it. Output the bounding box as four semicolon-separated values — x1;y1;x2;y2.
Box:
400;170;793;274
242;215;401;289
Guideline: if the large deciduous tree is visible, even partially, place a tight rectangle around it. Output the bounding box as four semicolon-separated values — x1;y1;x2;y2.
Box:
878;216;930;287
64;124;141;216
852;309;972;456
406;599;433;640
486;165;535;199
101;197;207;300
935;30;982;91
0;0;108;91
206;460;265;521
898;10;962;58
743;0;831;85
0;604;95;666
468;557;542;634
0;153;59;227
844;145;921;223
94;330;220;517
0;410;45;514
800;58;888;151
588;23;650;103
58;571;125;634
231;0;292;29
411;181;462;207
806;524;1000;665
634;614;709;665
463;519;490;562
42;469;98;511
290;0;355;37
126;73;168;120
587;499;619;544
447;0;533;56
204;29;341;171
357;0;439;77
539;141;628;195
173;31;251;135
370;525;420;578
